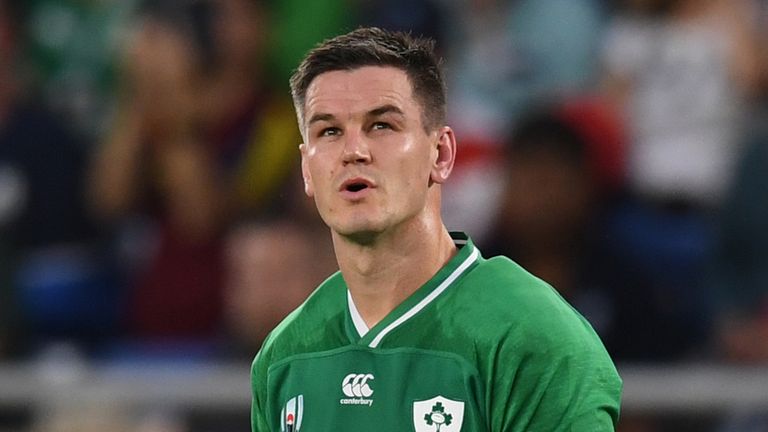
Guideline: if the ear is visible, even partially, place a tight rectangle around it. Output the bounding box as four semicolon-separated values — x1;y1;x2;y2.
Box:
429;126;457;185
299;143;315;197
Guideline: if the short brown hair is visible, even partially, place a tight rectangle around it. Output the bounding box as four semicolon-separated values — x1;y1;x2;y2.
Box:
290;27;446;133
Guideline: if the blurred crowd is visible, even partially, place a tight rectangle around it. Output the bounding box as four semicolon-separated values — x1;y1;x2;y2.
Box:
1;0;768;430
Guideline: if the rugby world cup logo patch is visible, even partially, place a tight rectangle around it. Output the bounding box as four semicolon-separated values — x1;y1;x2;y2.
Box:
280;395;303;432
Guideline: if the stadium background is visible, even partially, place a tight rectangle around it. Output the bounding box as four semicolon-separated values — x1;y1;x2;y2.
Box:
1;0;768;430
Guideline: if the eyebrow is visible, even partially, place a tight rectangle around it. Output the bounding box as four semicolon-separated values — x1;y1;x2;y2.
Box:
307;104;406;127
367;104;405;118
307;113;335;126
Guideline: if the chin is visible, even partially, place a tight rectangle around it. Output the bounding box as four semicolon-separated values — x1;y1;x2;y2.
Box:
341;230;380;246
332;220;386;245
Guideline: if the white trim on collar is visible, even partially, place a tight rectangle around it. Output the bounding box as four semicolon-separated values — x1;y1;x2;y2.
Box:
368;246;480;348
348;289;370;338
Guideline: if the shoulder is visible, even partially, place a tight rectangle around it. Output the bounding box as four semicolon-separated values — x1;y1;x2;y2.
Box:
458;255;576;321
453;255;611;355
457;255;621;428
253;271;347;372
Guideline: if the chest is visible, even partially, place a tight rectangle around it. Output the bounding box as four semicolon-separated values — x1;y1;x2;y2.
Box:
265;347;487;432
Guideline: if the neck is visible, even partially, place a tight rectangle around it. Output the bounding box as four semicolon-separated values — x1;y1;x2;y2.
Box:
333;212;456;330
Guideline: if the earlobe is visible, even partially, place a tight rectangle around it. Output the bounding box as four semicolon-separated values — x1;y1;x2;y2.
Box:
430;127;457;184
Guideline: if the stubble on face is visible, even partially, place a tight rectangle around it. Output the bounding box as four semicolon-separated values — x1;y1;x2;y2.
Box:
300;67;437;246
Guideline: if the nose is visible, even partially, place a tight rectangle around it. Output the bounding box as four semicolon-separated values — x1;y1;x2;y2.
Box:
341;131;371;165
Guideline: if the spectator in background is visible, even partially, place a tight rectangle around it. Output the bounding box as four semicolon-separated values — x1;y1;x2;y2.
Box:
711;132;768;364
223;218;335;356
601;0;762;208
357;0;446;50
597;0;764;360
442;0;606;141
88;0;299;355
267;0;354;84
439;0;607;243
486;96;723;362
484;100;624;295
483;99;629;349
21;0;136;140
1;0;115;357
709;8;768;367
711;131;768;432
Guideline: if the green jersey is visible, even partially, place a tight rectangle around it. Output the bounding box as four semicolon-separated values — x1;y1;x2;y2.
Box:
251;232;621;431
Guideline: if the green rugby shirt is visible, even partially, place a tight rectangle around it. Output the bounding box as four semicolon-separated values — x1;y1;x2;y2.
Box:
251;232;622;431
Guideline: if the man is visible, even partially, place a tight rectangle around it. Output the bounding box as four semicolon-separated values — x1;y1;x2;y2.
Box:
250;27;621;431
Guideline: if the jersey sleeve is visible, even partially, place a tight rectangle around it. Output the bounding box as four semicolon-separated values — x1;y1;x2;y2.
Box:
491;309;622;431
251;349;271;432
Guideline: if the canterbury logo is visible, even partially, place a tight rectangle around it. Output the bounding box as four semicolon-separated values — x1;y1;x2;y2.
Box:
341;373;374;398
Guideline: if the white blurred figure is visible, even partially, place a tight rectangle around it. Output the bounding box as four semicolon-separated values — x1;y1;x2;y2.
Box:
601;0;763;207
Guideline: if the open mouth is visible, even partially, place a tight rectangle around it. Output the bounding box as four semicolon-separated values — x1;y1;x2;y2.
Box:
346;183;368;192
341;178;374;194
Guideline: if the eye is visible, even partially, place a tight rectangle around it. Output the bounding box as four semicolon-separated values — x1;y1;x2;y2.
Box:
371;122;391;131
320;127;341;137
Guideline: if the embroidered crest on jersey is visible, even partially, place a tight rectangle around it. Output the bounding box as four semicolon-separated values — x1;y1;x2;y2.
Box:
280;395;303;432
413;396;464;432
339;373;374;406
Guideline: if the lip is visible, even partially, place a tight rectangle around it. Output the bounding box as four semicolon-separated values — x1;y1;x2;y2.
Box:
339;177;376;200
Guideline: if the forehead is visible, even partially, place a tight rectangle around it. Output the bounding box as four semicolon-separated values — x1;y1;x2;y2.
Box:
304;66;418;120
